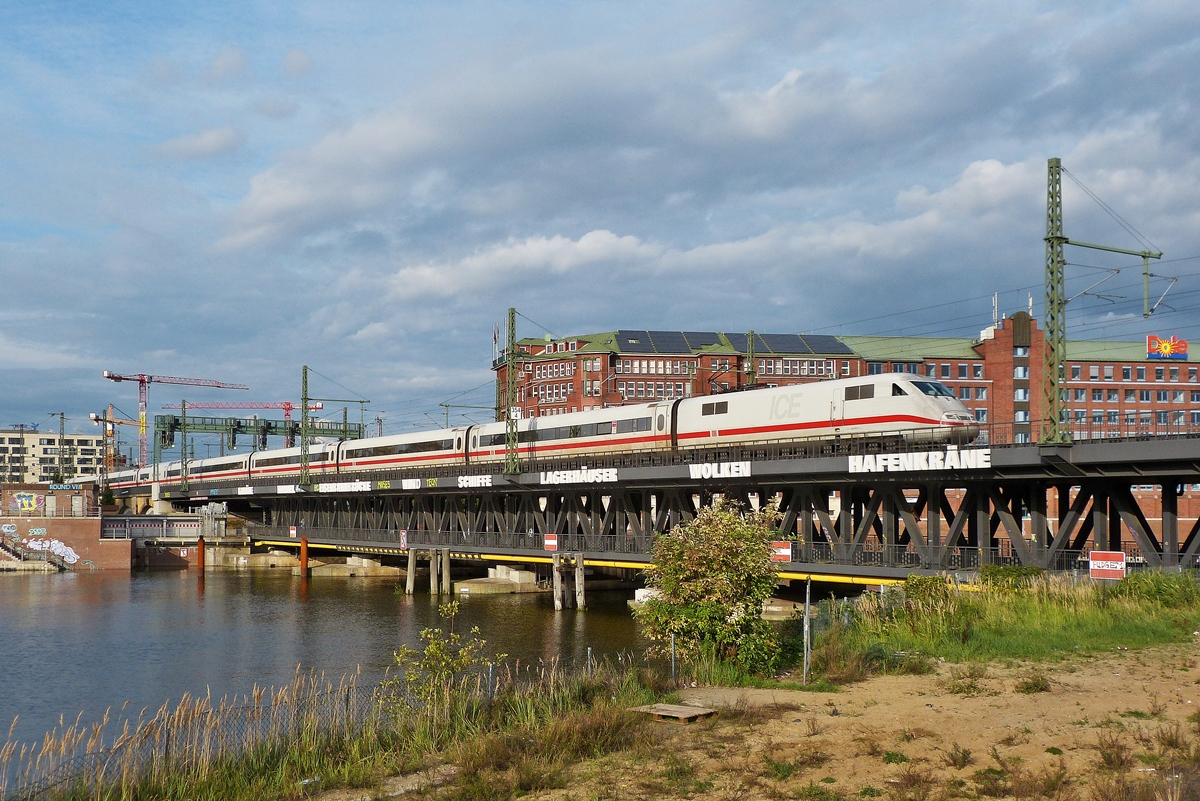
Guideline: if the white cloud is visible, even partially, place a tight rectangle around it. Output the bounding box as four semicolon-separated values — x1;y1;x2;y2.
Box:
208;46;249;81
282;48;312;77
0;332;90;369
157;126;245;160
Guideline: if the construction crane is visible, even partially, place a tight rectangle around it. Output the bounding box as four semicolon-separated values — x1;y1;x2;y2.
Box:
89;405;140;477
160;401;323;447
102;371;249;467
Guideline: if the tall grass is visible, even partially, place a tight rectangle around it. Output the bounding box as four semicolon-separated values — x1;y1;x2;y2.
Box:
1;659;661;801
821;570;1200;667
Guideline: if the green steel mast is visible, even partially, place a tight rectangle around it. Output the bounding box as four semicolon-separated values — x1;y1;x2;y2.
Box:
504;307;519;474
1041;158;1068;445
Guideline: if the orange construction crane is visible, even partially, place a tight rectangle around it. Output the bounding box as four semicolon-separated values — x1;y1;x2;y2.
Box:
102;371;249;468
89;405;139;477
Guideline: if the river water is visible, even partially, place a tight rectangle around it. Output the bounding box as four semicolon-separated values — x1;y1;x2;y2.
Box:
0;572;642;747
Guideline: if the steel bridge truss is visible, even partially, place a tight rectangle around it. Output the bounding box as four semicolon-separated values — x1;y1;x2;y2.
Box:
252;477;1200;572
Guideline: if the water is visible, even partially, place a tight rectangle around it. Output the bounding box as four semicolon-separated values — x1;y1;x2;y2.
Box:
0;572;642;747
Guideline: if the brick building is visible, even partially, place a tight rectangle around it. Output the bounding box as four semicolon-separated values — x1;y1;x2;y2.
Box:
493;313;1198;445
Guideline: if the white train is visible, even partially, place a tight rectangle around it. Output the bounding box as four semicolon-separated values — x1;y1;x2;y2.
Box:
101;375;977;490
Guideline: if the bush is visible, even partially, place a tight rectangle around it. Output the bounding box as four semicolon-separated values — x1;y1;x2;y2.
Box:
1113;571;1200;607
634;500;781;675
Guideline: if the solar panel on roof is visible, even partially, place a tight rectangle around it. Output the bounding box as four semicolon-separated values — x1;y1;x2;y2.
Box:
760;334;812;355
726;333;774;354
681;331;721;348
646;331;691;354
800;334;854;355
615;329;656;353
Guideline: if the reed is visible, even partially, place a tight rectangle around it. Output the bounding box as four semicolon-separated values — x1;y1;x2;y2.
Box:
1;656;661;801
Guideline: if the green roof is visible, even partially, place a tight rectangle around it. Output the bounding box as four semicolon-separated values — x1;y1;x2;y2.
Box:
836;335;981;362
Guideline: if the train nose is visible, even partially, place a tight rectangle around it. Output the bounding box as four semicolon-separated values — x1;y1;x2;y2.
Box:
940;412;973;426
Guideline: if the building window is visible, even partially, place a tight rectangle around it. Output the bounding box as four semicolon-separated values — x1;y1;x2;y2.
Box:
1158;390;1169;402
1014;347;1029;357
1193;412;1200;425
1092;411;1103;424
1123;366;1132;380
1089;365;1100;380
975;387;988;400
1015;388;1029;401
1171;367;1180;381
926;364;936;377
940;364;950;378
1074;410;1087;422
1158;411;1170;425
1174;390;1185;403
1107;411;1119;424
1104;366;1114;380
975;409;988;422
1137;366;1147;380
1071;365;1081;379
1156;367;1165;381
1072;389;1085;401
973;364;983;378
1092;389;1103;402
1015;432;1031;443
959;387;971;400
958;364;968;379
1191;367;1198;383
1141;390;1152;402
1015;410;1030;422
1125;389;1136;402
1192;391;1200;403
617;381;625;397
1014;366;1029;379
868;362;884;375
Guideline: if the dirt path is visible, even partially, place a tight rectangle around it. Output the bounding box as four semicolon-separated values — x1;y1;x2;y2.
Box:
540;643;1200;800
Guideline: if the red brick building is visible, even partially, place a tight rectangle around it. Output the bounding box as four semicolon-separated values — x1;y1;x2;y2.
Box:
493;313;1199;445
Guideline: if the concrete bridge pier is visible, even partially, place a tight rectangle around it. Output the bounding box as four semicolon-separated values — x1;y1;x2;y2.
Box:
441;548;452;595
551;553;586;611
429;549;440;594
405;549;416;595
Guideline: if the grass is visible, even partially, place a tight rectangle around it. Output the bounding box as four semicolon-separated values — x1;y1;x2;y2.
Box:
812;570;1200;673
2;657;662;801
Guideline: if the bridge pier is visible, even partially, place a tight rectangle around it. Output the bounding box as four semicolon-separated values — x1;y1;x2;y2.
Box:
405;548;416;595
441;548;452;595
550;553;585;610
429;548;440;595
574;553;586;609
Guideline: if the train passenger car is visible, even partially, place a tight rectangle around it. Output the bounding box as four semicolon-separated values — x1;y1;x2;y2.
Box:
673;375;977;448
337;428;464;475
173;454;250;483
248;442;339;482
466;403;671;465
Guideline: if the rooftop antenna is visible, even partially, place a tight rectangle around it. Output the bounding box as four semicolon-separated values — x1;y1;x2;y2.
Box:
993;293;999;326
1028;293;1034;317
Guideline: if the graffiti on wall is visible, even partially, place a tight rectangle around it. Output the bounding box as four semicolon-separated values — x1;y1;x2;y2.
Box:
9;492;44;514
21;529;80;565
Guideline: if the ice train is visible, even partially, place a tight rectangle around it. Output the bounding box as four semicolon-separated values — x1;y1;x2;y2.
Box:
101;374;977;490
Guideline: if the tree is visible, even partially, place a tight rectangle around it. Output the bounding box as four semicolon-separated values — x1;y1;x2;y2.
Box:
634;499;781;674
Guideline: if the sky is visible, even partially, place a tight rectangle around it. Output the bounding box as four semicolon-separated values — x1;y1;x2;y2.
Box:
2;0;1200;448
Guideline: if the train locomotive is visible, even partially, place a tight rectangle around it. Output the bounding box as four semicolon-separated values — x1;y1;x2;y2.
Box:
101;374;978;490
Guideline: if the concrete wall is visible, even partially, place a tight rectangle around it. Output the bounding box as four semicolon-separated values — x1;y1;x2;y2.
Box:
0;516;131;571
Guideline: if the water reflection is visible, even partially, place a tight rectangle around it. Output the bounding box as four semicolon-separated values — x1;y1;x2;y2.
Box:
0;572;641;746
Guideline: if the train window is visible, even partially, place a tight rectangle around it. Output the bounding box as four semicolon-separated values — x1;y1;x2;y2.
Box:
892;384;907;396
471;437;477;448
456;438;462;449
657;415;665;431
594;421;613;435
845;385;874;401
911;381;956;398
701;402;728;416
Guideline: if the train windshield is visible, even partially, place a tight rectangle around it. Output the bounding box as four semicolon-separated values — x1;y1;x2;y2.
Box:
910;381;956;398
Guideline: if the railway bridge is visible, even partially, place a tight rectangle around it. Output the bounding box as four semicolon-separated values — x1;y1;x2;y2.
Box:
111;433;1200;585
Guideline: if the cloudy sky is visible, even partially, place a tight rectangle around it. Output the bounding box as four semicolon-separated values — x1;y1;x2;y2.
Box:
3;0;1199;446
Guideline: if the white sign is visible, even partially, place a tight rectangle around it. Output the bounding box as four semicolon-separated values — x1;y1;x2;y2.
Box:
401;479;422;490
688;461;752;480
848;447;991;474
544;533;558;551
458;475;493;488
317;481;373;493
1089;550;1127;579
289;526;298;539
539;467;619;485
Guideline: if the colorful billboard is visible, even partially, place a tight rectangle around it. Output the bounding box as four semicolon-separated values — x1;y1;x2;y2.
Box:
1147;335;1189;360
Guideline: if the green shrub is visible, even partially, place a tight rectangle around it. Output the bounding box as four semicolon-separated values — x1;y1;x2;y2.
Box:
979;564;1043;590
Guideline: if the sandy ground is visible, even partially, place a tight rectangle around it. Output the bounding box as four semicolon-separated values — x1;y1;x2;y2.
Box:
535;642;1200;800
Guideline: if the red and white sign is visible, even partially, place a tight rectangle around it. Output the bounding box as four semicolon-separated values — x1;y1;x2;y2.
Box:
1089;550;1127;579
544;534;558;551
771;541;792;563
400;529;408;550
289;526;297;539
180;548;188;558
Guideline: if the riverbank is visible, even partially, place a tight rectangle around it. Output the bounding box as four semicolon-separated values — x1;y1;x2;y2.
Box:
356;642;1200;800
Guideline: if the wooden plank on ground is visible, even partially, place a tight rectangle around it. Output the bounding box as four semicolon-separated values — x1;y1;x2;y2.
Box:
630;703;717;723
